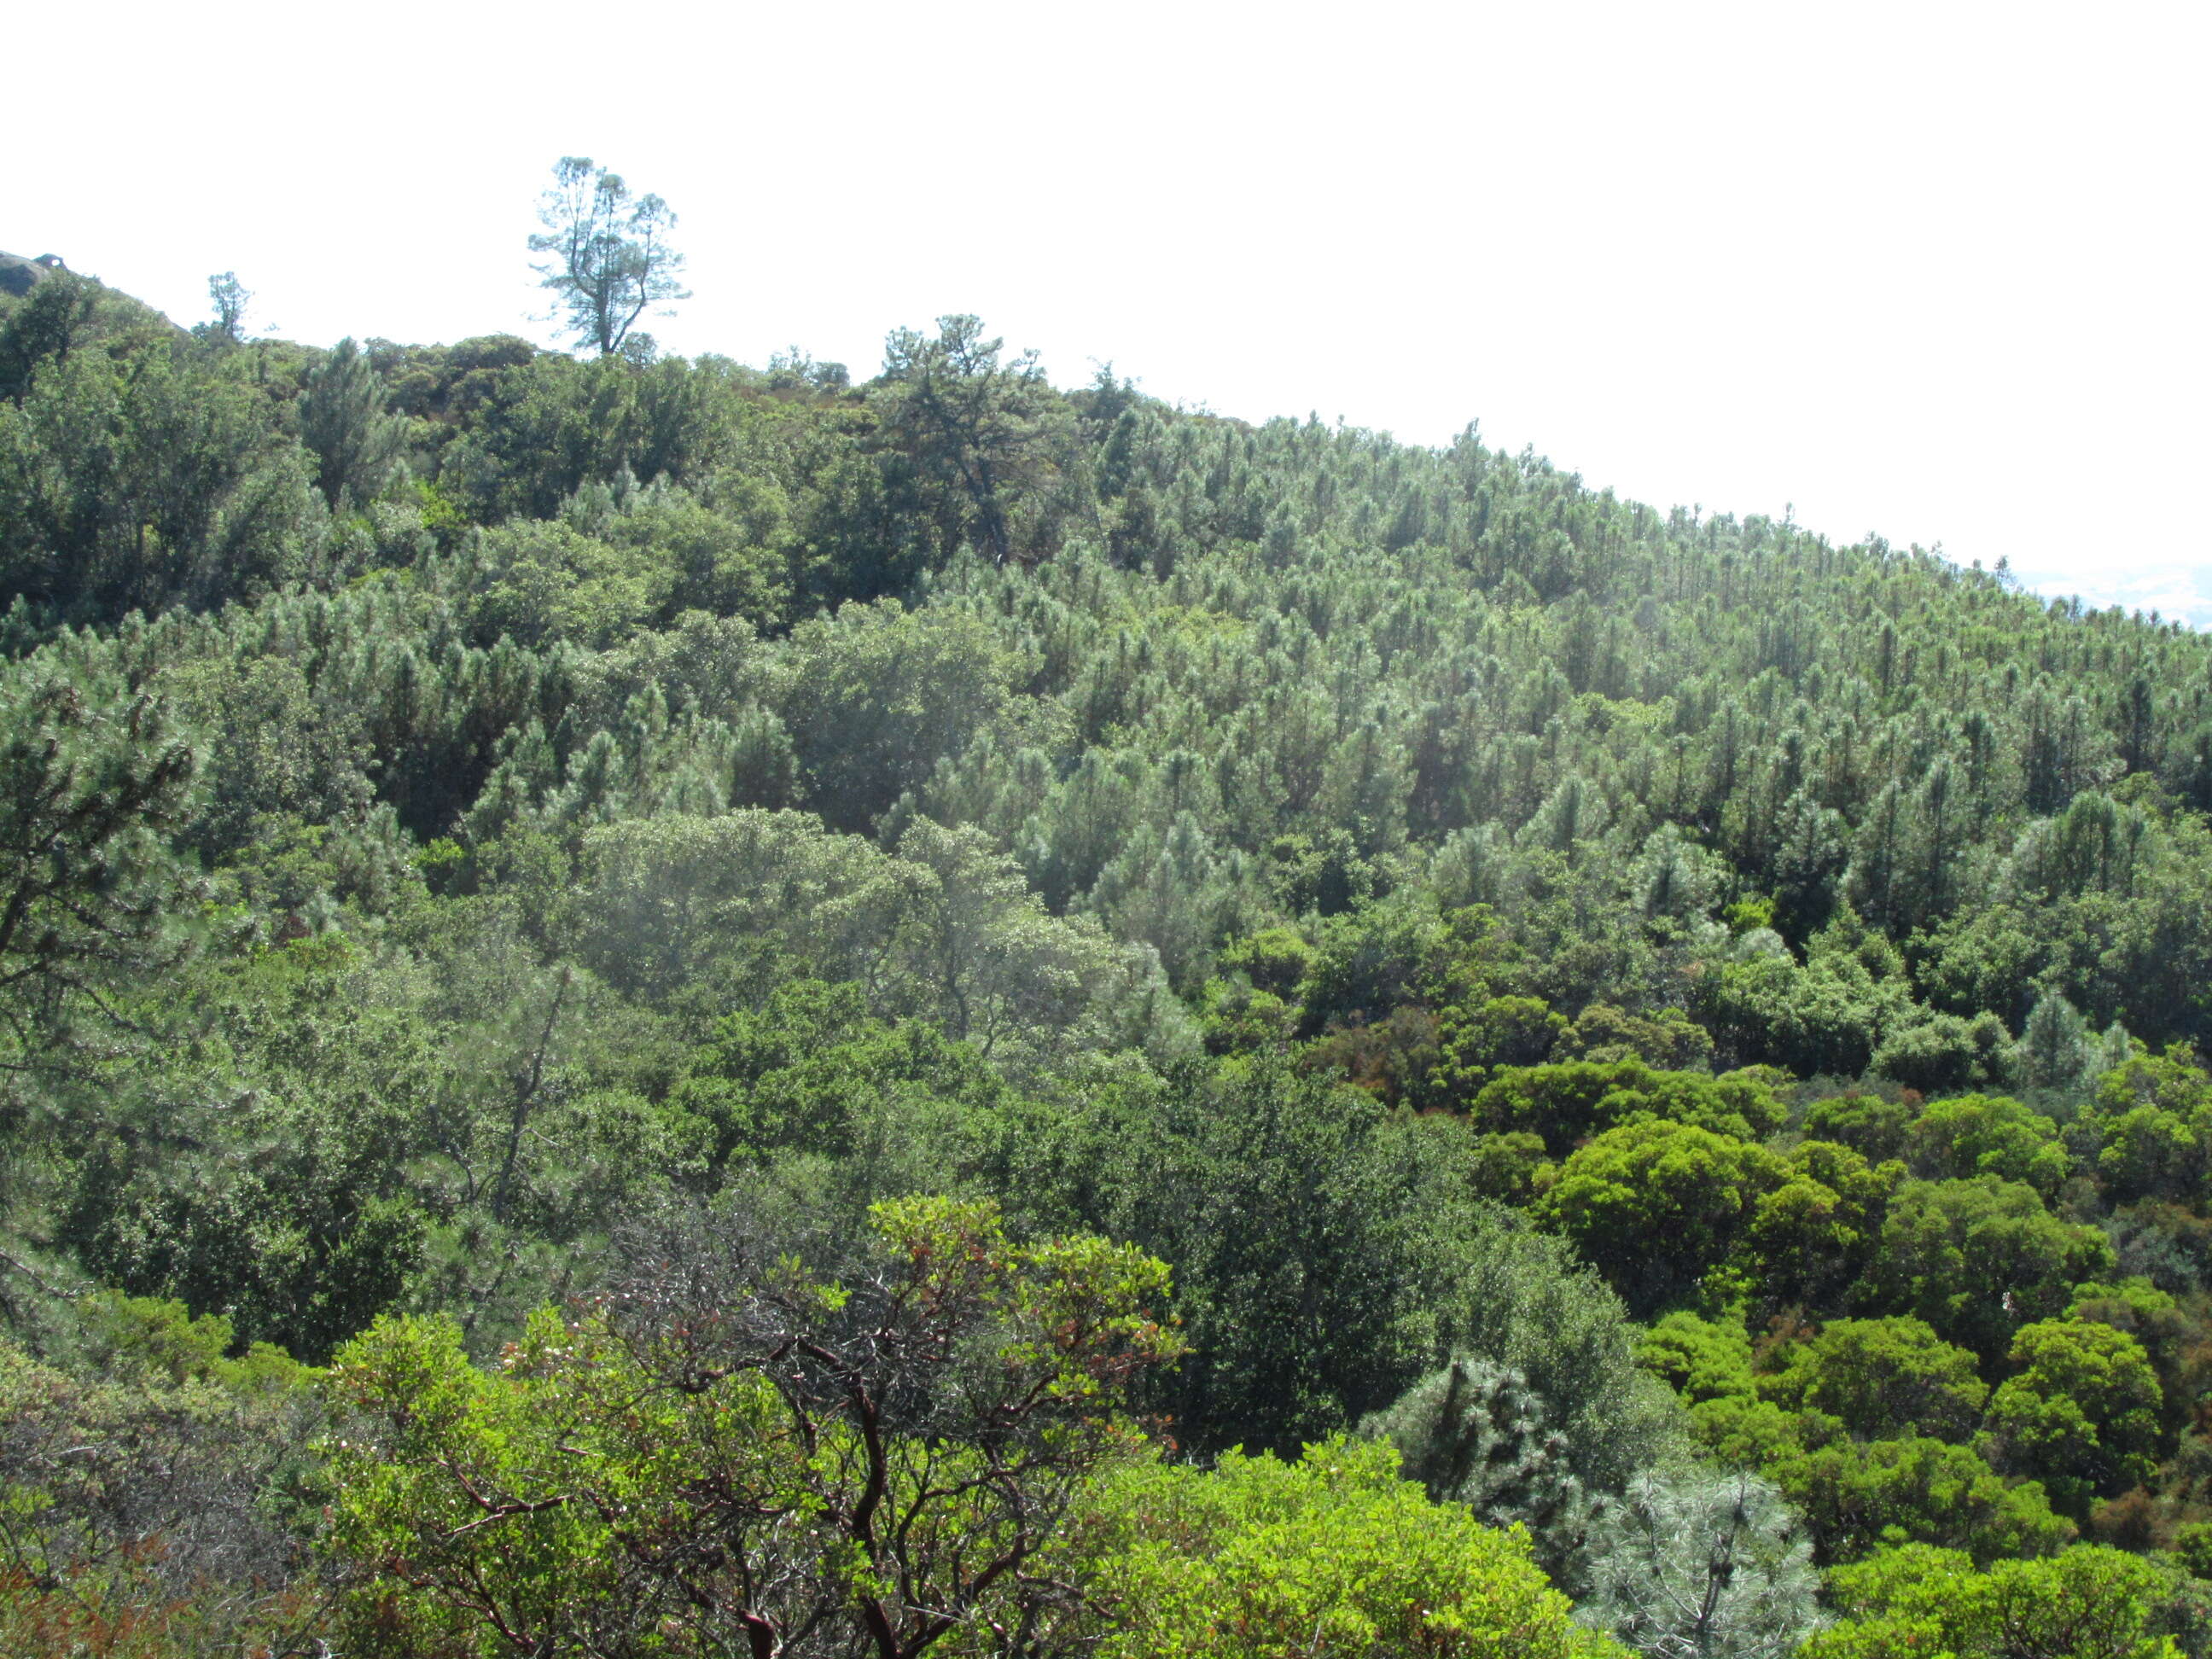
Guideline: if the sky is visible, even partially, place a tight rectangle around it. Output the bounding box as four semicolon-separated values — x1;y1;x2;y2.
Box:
12;1;2209;620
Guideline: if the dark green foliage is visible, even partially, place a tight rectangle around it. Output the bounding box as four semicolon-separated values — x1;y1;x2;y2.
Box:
0;268;102;404
1057;1056;1486;1453
0;674;195;1078
668;975;1004;1179
781;598;1022;833
1554;1000;1714;1069
1803;1092;1919;1165
295;337;409;509
0;341;323;617
873;313;1077;566
1449;1225;1692;1497
1870;1011;2013;1095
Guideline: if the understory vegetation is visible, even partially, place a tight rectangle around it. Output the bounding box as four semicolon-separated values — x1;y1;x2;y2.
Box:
7;259;2212;1656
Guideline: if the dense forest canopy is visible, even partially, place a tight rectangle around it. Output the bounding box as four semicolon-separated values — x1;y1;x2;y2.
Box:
6;249;2212;1657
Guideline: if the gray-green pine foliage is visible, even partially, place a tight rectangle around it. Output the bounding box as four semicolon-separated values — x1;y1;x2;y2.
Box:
1575;1470;1823;1659
296;337;408;510
2015;990;2093;1097
1359;1355;1595;1577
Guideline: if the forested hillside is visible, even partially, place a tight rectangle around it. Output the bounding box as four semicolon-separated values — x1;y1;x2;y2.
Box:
6;260;2212;1657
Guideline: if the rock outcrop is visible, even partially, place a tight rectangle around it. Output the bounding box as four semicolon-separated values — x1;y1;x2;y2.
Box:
0;250;67;300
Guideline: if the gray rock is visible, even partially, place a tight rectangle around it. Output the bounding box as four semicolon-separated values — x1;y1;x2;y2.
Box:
0;251;66;300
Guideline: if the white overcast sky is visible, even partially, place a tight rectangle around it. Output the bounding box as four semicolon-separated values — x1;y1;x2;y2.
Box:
12;1;2209;620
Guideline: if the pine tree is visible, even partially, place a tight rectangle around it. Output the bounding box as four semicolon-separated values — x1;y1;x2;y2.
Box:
295;337;408;510
1902;755;1965;925
2015;992;2093;1097
1359;1355;1596;1580
1769;789;1846;940
1576;1470;1823;1658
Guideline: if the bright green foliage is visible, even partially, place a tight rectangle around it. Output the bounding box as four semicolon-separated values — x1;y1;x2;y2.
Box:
1903;1092;2071;1196
2086;1046;2212;1204
324;1313;632;1652
1425;992;1569;1101
73;1291;308;1392
2096;1045;2212;1121
2069;1278;2199;1433
1807;1542;2187;1658
1086;1438;1625;1659
1472;1061;1788;1157
462;513;673;647
1765;1435;2070;1565
1740;1140;1899;1310
1197;973;1296;1053
1636;1310;1758;1406
445;477;792;649
1662;1319;2071;1568
1759;1317;1988;1442
2172;1518;2212;1580
1686;1393;1832;1471
324;1197;1185;1659
1217;924;1316;998
1854;1177;2114;1361
1535;1121;1791;1313
1802;1094;1918;1167
1982;1318;2163;1519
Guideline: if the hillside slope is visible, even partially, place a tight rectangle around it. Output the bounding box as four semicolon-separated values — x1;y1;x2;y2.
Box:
5;289;2212;1654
